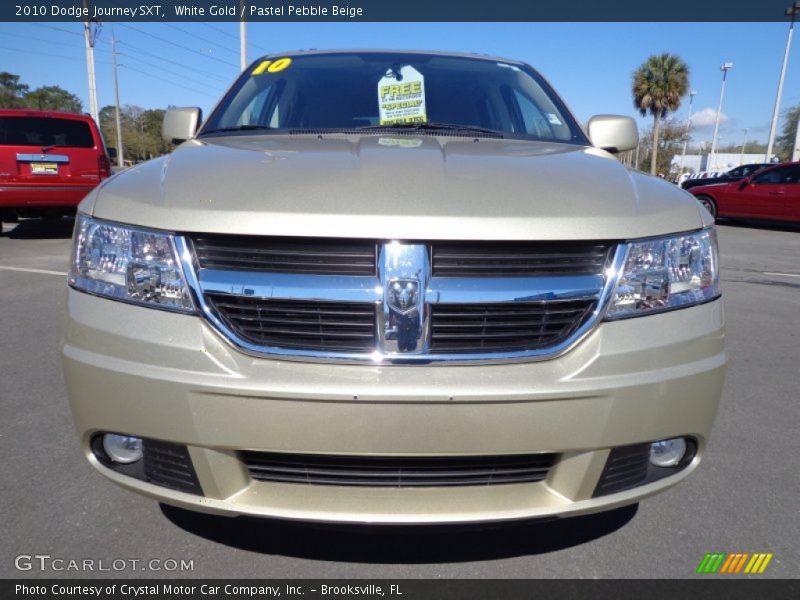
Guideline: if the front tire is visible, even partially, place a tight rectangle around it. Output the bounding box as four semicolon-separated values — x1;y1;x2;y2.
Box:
695;195;717;219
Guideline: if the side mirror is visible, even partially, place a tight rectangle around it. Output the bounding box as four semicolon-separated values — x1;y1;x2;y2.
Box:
162;107;202;144
738;177;752;189
107;147;117;160
587;115;639;154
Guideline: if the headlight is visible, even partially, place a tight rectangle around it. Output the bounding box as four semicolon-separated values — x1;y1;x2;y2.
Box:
69;214;195;312
605;228;719;319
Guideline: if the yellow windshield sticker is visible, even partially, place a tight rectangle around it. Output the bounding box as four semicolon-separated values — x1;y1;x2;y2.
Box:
378;66;427;125
252;57;293;75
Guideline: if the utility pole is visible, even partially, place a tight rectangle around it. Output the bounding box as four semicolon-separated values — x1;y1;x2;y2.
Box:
709;63;733;171
766;1;800;162
83;0;100;123
739;128;748;165
111;33;124;169
240;1;247;71
679;90;697;172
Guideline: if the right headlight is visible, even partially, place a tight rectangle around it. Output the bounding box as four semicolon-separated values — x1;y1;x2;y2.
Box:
605;227;720;319
68;214;195;313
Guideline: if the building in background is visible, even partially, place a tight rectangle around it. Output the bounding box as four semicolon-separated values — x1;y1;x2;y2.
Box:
671;153;775;175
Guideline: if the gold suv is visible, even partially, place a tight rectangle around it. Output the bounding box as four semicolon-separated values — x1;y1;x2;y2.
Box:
62;50;725;524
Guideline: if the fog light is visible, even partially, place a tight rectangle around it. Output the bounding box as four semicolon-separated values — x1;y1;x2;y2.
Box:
649;437;687;467
102;434;143;464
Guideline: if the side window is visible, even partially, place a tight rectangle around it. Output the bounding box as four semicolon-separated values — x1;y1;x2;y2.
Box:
787;165;800;184
741;165;761;177
753;166;792;185
511;89;552;138
727;166;743;178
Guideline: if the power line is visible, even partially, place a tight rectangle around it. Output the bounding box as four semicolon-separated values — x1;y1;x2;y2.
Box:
3;31;93;49
201;22;239;41
117;23;239;68
37;22;236;83
116;40;231;83
38;23;110;44
163;23;240;56
0;45;110;65
117;52;227;92
121;65;221;99
201;22;271;54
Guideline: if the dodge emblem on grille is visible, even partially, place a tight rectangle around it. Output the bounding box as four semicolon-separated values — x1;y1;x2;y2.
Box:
388;279;420;314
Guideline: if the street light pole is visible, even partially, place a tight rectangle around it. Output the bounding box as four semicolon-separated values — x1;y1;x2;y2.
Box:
766;1;800;162
710;62;733;172
679;90;697;171
739;128;748;165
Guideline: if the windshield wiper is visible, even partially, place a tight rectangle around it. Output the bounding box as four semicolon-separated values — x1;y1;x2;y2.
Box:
199;125;276;136
355;122;504;137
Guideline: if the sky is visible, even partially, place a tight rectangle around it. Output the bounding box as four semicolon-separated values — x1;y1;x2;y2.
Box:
1;21;798;146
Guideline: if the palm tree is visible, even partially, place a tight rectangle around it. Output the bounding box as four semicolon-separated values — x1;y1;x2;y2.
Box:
632;54;690;175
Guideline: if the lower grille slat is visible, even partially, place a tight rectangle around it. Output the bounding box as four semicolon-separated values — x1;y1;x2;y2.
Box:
242;452;556;487
429;299;596;353
206;294;377;352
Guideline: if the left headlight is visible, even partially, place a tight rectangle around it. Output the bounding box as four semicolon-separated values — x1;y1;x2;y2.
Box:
605;227;720;319
69;214;195;313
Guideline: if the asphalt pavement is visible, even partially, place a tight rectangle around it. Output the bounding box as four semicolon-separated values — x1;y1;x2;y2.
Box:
1;218;798;579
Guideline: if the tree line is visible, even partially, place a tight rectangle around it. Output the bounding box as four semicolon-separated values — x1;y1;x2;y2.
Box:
0;71;170;163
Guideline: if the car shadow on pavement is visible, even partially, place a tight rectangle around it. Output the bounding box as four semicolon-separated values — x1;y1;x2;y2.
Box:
4;218;75;239
160;503;638;563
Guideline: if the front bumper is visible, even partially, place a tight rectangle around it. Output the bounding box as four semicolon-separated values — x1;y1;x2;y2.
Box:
63;290;726;524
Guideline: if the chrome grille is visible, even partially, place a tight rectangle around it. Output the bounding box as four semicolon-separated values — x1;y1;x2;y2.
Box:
178;236;624;364
431;241;612;277
206;294;377;352
430;300;595;353
190;235;377;275
241;451;556;487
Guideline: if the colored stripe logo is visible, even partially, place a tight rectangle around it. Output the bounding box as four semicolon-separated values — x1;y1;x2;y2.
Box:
696;552;773;574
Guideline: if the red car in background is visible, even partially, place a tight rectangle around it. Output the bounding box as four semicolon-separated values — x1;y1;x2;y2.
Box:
690;161;800;223
0;109;112;225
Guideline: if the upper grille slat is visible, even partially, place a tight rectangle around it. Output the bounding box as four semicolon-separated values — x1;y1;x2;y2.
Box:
191;235;378;276
431;242;612;277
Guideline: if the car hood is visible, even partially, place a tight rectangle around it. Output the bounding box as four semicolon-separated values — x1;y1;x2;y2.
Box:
88;135;705;240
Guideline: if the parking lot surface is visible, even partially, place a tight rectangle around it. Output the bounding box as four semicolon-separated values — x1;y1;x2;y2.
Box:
1;219;798;578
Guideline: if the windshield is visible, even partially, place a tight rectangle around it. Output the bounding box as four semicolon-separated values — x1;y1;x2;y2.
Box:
201;52;587;143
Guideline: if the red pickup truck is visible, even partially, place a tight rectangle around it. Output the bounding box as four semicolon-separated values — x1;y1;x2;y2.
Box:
0;109;112;225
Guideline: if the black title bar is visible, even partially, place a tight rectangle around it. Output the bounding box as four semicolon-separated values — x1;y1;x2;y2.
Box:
3;0;800;22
